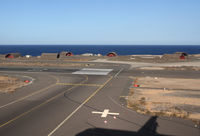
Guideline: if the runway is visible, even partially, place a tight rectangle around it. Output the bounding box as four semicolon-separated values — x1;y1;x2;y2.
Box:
0;64;199;136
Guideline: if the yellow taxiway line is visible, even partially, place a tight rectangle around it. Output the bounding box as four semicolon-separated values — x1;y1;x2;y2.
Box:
56;83;102;87
48;76;113;136
0;75;59;109
0;75;88;128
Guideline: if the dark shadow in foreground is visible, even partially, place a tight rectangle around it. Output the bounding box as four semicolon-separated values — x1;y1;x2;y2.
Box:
76;116;173;136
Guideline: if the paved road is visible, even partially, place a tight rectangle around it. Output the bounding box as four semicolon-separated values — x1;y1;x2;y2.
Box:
0;63;199;136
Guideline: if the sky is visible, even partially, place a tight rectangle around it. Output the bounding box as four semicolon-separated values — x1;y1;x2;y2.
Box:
0;0;200;45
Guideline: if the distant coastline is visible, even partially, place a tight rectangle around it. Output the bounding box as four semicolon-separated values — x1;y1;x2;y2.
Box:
0;45;199;56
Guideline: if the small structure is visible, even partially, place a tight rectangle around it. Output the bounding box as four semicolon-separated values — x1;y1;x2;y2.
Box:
59;51;73;59
94;54;102;57
107;52;117;57
60;51;73;57
162;52;188;60
5;53;22;58
175;52;188;59
25;55;32;58
41;53;60;59
66;52;73;56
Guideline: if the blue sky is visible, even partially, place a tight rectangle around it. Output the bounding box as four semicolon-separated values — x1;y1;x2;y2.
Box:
0;0;200;45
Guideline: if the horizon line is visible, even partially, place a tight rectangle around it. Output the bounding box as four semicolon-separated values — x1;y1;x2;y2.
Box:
0;44;200;46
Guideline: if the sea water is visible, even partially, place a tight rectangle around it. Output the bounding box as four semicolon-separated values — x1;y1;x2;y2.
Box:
0;45;199;56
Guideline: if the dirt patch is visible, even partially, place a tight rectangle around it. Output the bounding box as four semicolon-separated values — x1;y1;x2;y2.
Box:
127;77;200;121
0;76;26;93
137;77;200;90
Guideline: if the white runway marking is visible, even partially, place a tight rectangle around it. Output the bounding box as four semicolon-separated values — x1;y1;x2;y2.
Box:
92;109;119;118
72;68;113;75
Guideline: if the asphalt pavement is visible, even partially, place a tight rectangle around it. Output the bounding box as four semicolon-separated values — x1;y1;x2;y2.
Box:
0;63;199;136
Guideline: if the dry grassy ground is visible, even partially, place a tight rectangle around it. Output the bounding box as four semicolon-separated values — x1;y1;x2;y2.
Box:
0;76;25;93
127;77;200;121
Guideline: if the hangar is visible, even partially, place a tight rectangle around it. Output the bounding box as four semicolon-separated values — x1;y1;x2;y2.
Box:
60;51;73;57
5;53;22;58
107;52;117;57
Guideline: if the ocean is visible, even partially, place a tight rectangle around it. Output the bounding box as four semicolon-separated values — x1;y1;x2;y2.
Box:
0;45;200;56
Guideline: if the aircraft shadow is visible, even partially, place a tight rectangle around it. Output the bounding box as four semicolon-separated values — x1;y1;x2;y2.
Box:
76;116;174;136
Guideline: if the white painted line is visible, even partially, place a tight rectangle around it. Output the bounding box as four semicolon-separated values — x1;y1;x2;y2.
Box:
92;109;119;118
114;68;124;77
92;111;103;114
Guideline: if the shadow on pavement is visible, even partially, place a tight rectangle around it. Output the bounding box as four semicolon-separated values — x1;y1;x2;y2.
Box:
76;116;173;136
